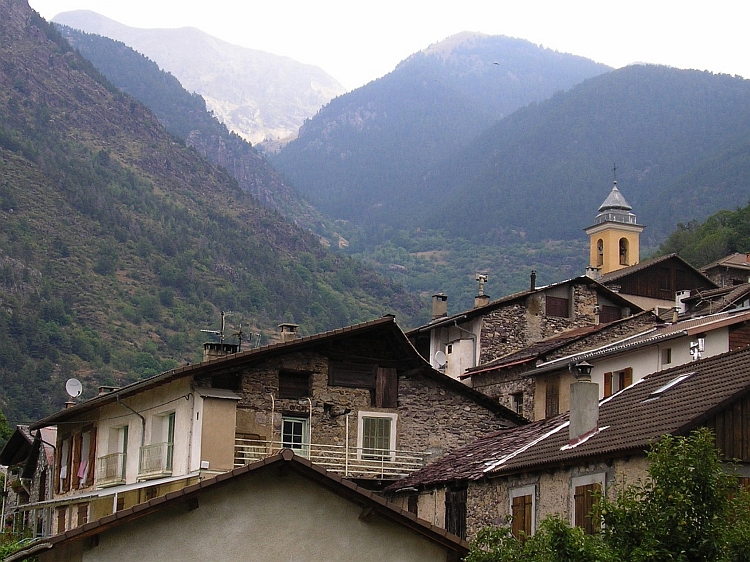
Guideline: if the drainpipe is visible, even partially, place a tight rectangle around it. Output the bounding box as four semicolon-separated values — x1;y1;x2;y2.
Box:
453;320;478;369
269;394;275;452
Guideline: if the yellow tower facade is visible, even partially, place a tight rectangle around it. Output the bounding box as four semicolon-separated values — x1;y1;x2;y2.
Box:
584;182;643;276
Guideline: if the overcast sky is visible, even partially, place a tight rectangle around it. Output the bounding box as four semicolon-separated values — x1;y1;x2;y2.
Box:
28;0;749;91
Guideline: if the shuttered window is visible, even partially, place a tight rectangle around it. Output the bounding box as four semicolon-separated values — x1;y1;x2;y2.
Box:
604;368;633;398
574;483;601;534
511;494;533;540
278;370;311;399
362;416;391;459
545;379;559;418
546;296;570;318
445;488;467;540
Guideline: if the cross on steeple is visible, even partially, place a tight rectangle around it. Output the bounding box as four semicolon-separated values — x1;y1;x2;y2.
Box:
613;163;617;184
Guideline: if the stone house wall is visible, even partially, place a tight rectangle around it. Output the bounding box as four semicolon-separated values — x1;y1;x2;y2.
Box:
478;285;602;366
234;350;514;463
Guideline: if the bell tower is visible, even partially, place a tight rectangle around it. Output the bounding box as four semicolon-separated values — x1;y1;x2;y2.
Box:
585;170;643;276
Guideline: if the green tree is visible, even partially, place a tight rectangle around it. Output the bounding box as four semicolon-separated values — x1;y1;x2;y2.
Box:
466;429;750;562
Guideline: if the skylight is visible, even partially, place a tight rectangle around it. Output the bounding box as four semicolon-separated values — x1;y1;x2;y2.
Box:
645;372;694;401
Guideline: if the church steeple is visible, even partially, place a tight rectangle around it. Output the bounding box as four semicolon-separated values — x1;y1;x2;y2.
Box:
585;171;644;276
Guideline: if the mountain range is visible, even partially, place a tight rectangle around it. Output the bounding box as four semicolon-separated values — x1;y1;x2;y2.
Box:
270;32;611;232
52;10;346;148
0;0;419;425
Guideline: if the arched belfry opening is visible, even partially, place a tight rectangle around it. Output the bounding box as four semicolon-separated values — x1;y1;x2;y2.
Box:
584;169;644;276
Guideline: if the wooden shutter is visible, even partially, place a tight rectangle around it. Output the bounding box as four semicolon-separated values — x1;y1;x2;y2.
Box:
71;432;82;489
603;373;612;398
86;427;97;487
375;367;398;408
545;380;559;418
445;488;467;540
623;367;633;388
574;483;601;534
511;494;532;540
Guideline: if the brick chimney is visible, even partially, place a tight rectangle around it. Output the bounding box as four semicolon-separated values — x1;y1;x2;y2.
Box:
278;323;299;343
431;293;448;320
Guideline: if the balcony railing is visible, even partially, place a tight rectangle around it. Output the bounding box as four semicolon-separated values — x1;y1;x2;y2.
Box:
234;438;429;479
138;442;174;480
96;452;126;487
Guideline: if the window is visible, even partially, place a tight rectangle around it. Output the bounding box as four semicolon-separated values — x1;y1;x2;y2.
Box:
281;417;309;457
99;425;128;486
278;370;310;400
511;392;524;416
662;348;672;365
596;239;603;267
72;427;96;489
57;437;71;493
329;362;396;407
76;504;88;527
598;305;621;323
510;486;535;540
357;412;397;461
56;507;66;534
546;296;570;318
407;494;419;515
619;238;629;265
574;483;601;534
445;487;467;539
572;474;604;534
545;380;559;418
603;368;632;398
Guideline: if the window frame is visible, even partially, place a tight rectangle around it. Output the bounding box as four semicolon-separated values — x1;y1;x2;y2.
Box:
357;411;397;461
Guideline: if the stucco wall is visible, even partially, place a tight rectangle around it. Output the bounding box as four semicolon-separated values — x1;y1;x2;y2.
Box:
43;470;455;562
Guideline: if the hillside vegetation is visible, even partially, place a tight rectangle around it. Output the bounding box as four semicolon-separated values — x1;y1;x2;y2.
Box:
0;0;420;425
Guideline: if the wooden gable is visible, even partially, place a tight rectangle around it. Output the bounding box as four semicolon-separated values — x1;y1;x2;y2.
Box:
604;256;714;301
701;392;750;462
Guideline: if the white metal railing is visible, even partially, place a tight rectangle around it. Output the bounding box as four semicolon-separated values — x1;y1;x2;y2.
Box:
234;439;428;479
138;442;174;480
96;452;126;487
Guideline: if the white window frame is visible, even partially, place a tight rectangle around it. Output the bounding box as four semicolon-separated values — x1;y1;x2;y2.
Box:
357;411;397;461
281;416;310;458
509;484;536;535
570;473;606;528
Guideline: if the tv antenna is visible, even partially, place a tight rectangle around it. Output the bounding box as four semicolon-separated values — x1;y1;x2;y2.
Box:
201;310;232;344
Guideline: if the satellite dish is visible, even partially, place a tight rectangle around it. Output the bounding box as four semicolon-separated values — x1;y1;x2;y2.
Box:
65;378;83;398
434;350;447;368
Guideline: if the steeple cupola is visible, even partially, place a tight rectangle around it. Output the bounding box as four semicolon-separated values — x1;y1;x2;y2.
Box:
585;176;644;276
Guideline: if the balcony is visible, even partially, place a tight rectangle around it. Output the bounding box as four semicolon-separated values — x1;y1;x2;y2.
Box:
138;442;174;480
96;453;126;487
234;438;429;479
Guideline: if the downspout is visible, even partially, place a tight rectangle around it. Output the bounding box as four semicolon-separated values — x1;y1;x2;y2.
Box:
269;394;275;452
453;320;478;369
185;393;195;473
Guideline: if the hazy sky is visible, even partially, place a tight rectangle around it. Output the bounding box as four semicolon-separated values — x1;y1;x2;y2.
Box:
28;0;749;91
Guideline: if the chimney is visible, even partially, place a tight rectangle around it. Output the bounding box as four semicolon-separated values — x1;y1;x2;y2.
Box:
98;385;119;396
585;266;601;280
474;273;490;308
202;342;239;362
278;323;299;343
675;290;691;315
530;270;537;291
568;361;598;443
431;294;448;320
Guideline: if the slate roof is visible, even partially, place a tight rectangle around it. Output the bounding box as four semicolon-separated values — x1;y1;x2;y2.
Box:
407;276;643;336
464;311;659;377
683;284;750;315
388;345;750;490
31;315;526;429
598;184;632;212
529;308;750;376
6;450;469;562
702;252;750;273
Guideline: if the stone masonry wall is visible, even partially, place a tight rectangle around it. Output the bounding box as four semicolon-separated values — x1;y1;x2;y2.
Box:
234;351;515;465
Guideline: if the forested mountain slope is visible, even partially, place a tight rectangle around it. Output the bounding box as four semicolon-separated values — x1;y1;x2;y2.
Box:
426;65;750;245
0;0;420;425
271;32;611;236
54;24;335;239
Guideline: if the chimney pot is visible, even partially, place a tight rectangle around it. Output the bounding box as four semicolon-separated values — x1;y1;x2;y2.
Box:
530;270;537;291
278;323;299;343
